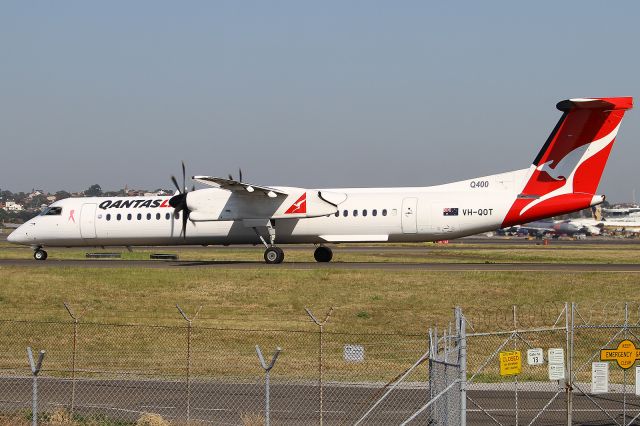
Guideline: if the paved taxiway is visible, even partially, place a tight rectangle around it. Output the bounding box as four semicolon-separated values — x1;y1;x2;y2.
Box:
0;377;635;424
1;258;640;271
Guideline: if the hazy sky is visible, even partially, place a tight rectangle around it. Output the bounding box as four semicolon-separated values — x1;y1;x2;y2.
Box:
1;2;639;202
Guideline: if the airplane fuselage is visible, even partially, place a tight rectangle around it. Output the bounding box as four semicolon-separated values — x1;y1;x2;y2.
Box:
9;169;532;248
7;97;633;262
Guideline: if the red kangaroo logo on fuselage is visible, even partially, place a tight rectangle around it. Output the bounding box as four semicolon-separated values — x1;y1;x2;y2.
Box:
285;193;306;214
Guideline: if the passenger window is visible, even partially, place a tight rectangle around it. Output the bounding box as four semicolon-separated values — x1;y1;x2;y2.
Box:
392;209;398;216
372;209;377;216
175;212;180;220
363;209;367;217
343;210;348;217
147;213;151;220
334;212;339;217
382;209;387;216
137;213;142;220
106;214;111;221
127;214;132;220
156;213;161;220
166;213;171;220
353;210;358;217
116;214;122;221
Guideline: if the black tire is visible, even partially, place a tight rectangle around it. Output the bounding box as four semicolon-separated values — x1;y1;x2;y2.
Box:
314;246;333;263
34;249;48;261
264;247;284;264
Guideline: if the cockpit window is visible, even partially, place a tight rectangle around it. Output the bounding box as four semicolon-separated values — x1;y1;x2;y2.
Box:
41;207;62;216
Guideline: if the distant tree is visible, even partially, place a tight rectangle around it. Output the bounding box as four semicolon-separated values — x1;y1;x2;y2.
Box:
85;184;103;197
55;190;71;200
26;194;49;209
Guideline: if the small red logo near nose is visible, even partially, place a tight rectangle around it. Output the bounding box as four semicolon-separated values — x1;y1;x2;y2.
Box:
285;193;306;214
68;209;76;223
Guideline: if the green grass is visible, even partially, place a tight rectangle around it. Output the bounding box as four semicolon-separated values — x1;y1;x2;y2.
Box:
1;264;640;379
2;242;640;383
2;266;639;329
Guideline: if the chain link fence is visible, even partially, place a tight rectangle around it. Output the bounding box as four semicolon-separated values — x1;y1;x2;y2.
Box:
3;303;640;425
0;305;431;425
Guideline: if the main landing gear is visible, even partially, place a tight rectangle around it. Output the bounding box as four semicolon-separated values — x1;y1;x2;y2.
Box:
314;246;333;263
33;248;48;261
264;247;285;264
252;220;285;264
250;221;334;264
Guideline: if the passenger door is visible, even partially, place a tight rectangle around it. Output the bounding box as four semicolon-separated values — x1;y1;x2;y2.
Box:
80;203;97;239
401;198;418;233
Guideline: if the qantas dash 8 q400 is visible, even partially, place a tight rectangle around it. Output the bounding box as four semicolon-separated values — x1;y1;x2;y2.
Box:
7;97;634;263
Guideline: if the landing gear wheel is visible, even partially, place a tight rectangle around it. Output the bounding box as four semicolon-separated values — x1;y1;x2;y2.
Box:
314;246;333;263
264;247;284;264
33;249;48;261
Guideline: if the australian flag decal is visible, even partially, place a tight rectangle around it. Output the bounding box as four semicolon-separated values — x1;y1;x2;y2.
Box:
443;208;459;216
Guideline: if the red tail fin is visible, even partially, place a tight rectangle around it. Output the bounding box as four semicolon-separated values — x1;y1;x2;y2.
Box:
502;97;633;227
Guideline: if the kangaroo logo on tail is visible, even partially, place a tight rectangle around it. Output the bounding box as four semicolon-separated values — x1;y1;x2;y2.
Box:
500;97;633;228
520;124;621;215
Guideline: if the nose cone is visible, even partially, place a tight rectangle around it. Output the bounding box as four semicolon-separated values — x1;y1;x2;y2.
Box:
7;226;27;244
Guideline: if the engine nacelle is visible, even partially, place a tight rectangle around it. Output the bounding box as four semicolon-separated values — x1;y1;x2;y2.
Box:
185;188;346;221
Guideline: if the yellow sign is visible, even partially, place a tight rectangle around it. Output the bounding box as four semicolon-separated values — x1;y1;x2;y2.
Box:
499;351;522;376
601;340;640;369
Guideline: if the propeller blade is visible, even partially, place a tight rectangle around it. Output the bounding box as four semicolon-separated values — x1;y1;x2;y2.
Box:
171;176;182;193
181;161;186;193
239;168;243;183
228;173;233;181
182;210;189;239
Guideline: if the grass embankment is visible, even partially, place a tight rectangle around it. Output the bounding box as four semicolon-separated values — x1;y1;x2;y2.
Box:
1;265;639;381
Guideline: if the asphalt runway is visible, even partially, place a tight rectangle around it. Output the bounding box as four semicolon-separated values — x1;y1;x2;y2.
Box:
1;377;636;424
2;258;640;272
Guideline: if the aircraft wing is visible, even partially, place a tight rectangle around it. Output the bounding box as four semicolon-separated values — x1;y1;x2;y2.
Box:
192;176;288;198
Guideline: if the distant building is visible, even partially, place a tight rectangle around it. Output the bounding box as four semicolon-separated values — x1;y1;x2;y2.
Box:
28;190;45;199
5;201;24;211
144;190;170;196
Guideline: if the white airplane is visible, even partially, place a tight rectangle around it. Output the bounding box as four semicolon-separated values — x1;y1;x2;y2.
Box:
8;97;633;263
504;218;602;237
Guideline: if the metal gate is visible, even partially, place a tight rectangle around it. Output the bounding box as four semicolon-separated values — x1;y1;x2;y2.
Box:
463;304;570;425
80;203;97;239
570;303;640;425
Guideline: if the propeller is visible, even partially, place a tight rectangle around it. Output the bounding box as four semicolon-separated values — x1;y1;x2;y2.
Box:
169;161;193;238
228;168;243;182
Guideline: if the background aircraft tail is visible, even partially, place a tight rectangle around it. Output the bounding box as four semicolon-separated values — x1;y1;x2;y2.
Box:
502;97;633;227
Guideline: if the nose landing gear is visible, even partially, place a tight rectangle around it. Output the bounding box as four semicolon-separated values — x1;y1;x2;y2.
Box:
33;248;48;261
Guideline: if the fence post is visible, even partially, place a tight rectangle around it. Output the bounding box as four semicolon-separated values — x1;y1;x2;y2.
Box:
27;347;45;426
176;304;202;422
512;305;519;426
456;307;467;426
63;302;79;415
256;345;281;426
566;302;573;426
305;307;333;426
